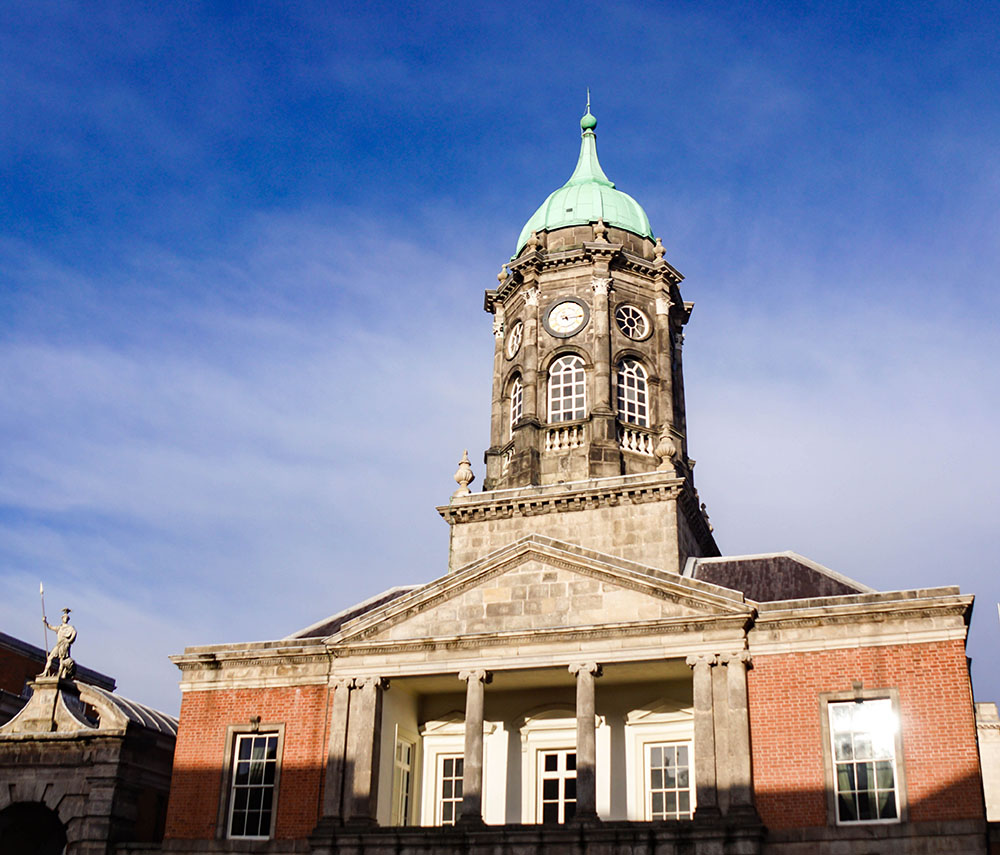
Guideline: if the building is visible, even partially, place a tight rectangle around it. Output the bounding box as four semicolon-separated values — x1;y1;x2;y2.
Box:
0;634;177;855
108;108;994;853
0;630;116;726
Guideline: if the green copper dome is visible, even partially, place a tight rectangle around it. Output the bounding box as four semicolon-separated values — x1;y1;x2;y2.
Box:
515;109;653;256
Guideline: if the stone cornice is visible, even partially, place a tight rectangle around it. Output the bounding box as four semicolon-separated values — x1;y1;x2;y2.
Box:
753;591;972;627
332;612;754;659
170;645;329;672
437;471;686;525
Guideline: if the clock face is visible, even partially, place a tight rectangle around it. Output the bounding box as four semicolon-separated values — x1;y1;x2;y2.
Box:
506;320;523;358
545;299;588;337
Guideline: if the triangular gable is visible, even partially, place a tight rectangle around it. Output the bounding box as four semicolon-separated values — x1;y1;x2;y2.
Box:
328;536;751;646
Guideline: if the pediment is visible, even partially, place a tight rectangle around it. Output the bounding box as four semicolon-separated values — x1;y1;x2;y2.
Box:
329;536;750;647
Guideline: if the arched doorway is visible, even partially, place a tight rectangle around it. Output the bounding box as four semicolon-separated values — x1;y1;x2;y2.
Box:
0;802;67;855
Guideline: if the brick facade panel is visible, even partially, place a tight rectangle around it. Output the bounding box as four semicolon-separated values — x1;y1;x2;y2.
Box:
748;639;983;829
164;684;332;840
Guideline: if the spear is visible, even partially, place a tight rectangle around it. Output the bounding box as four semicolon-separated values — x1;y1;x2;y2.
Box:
40;582;49;655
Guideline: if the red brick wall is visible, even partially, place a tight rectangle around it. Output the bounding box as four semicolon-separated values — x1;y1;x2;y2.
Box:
748;639;984;829
164;684;332;839
0;647;42;695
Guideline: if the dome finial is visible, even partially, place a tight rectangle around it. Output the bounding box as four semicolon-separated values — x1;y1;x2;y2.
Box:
581;88;597;132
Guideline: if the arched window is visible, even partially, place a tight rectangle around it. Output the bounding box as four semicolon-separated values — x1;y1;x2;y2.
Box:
616;359;649;426
509;376;523;437
548;355;586;422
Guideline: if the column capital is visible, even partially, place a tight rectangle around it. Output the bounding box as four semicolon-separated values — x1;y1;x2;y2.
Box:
351;676;390;691
569;662;603;678
524;286;540;307
590;277;612;297
685;653;718;669
458;669;493;684
718;650;752;667
331;676;354;691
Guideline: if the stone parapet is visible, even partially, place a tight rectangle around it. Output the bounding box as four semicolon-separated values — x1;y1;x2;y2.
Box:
308;816;765;855
439;471;717;574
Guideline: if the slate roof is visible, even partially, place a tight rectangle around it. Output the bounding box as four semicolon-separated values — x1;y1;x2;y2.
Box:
684;551;873;602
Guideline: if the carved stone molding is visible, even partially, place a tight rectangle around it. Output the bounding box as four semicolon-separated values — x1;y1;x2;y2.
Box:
590;277;612;296
569;662;603;678
458;669;493;684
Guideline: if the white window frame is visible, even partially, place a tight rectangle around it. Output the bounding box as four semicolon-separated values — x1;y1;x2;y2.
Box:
436;753;464;826
225;731;282;840
645;741;693;820
509;376;523;438
616;358;649;427
419;715;499;826
537;748;577;824
624;700;696;821
825;696;903;825
615;304;651;340
518;707;607;823
391;735;415;826
547;354;586;423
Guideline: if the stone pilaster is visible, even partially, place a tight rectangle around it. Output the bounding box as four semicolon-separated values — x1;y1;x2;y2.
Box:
686;654;719;816
344;676;388;825
458;669;491;823
322;678;354;820
569;661;603;819
721;651;755;812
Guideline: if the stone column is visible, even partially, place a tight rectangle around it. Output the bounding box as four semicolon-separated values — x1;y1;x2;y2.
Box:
322;678;354;819
654;287;675;432
722;651;755;811
686;655;719;815
490;304;506;439
590;276;613;417
522;285;540;420
569;662;602;819
458;669;492;823
712;656;731;812
344;676;388;825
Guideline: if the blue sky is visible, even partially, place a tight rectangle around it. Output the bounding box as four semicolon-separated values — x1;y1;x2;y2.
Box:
1;0;998;713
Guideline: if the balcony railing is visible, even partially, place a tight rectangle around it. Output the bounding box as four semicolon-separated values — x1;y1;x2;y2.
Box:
618;424;655;456
545;423;584;452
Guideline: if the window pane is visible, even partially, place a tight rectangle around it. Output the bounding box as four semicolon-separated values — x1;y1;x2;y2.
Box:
651;792;663;817
875;760;894;789
834;735;853;761
543;779;558;800
542;803;558;824
567;753;576;771
879;790;898;819
651;769;663;789
564;802;576;822
442;781;452;799
564;778;576;800
230;811;246;837
665;792;677;815
545;753;558;772
838;793;858;822
650;746;662;766
233;789;248;811
678;791;690;814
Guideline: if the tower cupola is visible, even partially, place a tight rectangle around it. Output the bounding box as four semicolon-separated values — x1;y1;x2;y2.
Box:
514;107;653;257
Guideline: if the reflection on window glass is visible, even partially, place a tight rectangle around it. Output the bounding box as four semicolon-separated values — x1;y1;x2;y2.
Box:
829;699;899;823
229;734;278;839
647;743;692;819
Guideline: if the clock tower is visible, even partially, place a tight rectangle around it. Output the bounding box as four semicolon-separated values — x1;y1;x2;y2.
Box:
439;106;718;574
